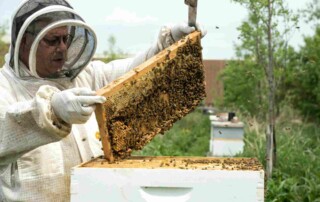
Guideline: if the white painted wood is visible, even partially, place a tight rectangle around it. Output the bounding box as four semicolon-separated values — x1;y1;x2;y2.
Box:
209;117;245;156
210;115;244;128
71;163;264;202
209;139;245;156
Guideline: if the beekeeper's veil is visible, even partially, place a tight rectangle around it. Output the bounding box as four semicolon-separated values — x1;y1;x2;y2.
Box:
9;0;97;80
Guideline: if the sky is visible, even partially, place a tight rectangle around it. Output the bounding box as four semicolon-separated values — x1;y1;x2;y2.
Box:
0;0;314;60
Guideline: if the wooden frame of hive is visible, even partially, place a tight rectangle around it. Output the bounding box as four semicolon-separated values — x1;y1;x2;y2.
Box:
95;31;205;162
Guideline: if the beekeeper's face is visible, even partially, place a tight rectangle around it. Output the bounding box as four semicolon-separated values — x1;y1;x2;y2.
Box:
20;23;69;77
35;26;69;77
12;0;97;79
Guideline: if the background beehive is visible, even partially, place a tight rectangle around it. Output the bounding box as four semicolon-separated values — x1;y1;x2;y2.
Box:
95;31;205;162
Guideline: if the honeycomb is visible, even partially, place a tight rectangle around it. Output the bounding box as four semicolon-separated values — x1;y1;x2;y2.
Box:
96;31;206;161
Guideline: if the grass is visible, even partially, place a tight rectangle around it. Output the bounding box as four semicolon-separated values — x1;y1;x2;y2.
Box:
231;113;320;201
133;109;211;157
134;107;320;201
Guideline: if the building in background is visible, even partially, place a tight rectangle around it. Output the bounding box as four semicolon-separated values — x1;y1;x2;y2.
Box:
202;60;227;107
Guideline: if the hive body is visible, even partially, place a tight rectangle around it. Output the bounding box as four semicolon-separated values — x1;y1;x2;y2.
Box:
71;156;265;202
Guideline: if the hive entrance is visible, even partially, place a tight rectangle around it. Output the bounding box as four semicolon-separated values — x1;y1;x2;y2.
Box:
95;31;206;162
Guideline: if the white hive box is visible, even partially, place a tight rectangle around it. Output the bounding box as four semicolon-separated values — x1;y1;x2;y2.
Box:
71;156;264;202
209;115;244;156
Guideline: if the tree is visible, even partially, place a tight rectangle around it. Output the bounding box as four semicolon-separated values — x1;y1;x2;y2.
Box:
265;0;276;180
303;0;320;25
284;1;320;122
0;22;9;67
102;35;127;63
220;59;267;116
290;28;320;122
226;0;298;179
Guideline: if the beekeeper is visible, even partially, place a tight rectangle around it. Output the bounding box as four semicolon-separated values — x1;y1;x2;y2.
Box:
0;0;206;201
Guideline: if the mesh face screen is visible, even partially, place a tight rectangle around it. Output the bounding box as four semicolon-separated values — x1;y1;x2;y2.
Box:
10;0;73;67
32;25;95;79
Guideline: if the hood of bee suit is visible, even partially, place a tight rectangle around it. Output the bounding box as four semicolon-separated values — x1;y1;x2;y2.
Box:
8;0;97;80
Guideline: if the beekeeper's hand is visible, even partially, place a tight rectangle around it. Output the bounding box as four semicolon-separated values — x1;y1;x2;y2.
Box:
157;22;207;50
51;88;106;124
171;22;207;41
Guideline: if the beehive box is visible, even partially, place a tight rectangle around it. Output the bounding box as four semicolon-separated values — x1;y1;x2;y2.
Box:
95;31;206;162
70;156;265;202
208;115;245;156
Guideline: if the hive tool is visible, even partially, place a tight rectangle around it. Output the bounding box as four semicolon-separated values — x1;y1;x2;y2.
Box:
184;0;198;27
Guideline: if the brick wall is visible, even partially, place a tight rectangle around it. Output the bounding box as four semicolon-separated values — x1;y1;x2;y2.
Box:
203;60;227;106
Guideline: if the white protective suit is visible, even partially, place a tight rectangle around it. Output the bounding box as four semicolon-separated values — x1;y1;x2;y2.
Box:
0;0;199;201
0;56;138;201
0;0;200;202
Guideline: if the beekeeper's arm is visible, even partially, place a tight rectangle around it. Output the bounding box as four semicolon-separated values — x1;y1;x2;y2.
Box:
0;85;105;172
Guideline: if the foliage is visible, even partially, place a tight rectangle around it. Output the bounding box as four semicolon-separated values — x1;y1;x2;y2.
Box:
133;109;210;157
220;0;298;117
241;109;320;201
287;1;320;122
302;0;320;25
219;59;267;117
225;0;320;125
101;35;128;63
288;27;320;122
0;23;9;67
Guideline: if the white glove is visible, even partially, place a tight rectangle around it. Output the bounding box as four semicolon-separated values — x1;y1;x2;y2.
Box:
157;22;207;50
171;22;207;41
131;22;208;68
51;88;106;124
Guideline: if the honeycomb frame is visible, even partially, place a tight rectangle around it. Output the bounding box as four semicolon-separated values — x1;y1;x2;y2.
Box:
95;31;206;162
